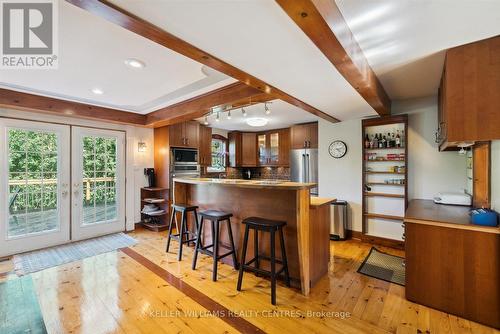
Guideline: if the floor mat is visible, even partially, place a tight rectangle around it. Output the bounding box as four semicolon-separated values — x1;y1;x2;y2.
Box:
357;247;405;285
0;276;47;333
13;233;137;275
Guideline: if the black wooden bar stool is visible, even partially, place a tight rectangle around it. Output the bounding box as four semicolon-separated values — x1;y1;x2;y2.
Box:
236;217;290;305
192;210;239;281
166;203;200;261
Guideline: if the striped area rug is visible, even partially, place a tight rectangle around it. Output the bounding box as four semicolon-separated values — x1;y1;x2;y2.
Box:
13;233;137;275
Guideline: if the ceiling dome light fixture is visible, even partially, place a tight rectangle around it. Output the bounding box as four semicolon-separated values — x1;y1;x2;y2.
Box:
246;118;268;127
241;107;247;117
91;87;104;95
124;58;146;69
264;102;271;115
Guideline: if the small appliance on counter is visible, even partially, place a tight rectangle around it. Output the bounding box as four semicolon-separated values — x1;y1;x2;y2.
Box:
471;208;498;227
243;169;252;180
144;168;156;188
433;191;472;206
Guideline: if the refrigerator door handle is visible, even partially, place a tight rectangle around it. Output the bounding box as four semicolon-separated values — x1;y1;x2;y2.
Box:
306;153;310;182
302;154;306;182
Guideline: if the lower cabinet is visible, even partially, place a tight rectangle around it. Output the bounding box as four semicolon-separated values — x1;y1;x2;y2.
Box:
405;222;500;328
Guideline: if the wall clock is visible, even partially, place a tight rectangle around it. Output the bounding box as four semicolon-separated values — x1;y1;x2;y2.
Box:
329;140;347;158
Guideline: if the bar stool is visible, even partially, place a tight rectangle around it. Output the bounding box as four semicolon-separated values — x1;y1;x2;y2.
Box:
236;217;290;305
166;203;200;261
192;210;239;281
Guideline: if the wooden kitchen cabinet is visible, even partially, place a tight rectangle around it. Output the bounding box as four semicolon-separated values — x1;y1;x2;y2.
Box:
241;132;257;167
199;125;212;166
437;36;500;150
169;121;199;148
228;131;258;167
405;200;500;329
291;122;318;149
257;129;290;166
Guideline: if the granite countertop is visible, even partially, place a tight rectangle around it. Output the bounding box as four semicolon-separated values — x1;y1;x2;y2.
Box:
173;177;316;190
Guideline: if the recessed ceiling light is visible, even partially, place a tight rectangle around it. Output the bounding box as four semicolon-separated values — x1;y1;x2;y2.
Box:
124;58;145;69
246;118;268;127
91;88;104;95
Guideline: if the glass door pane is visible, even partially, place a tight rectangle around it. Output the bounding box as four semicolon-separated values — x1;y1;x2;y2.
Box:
7;129;59;237
81;136;117;225
269;132;279;164
258;134;267;165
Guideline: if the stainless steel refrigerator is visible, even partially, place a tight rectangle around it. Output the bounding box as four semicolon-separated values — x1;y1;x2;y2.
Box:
290;149;318;196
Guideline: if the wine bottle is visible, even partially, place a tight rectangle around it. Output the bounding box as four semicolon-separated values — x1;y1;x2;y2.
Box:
396;130;401;148
364;134;370;149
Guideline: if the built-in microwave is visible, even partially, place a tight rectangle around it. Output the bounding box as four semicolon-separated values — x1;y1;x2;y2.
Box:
172;148;198;164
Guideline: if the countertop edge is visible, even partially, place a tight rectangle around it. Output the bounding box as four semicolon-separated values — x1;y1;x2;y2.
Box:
173;178;317;190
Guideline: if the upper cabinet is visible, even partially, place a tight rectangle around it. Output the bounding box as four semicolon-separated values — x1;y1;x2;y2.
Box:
291;122;318;149
199;125;212;166
229;131;257;167
437;36;500;150
169;121;199;148
257;129;290;166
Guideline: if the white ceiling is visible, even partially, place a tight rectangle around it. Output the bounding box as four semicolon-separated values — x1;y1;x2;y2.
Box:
336;0;500;99
109;0;377;121
0;1;236;113
196;99;318;132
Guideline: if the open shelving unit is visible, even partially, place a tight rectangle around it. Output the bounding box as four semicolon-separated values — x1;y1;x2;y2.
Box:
362;115;408;249
139;187;169;232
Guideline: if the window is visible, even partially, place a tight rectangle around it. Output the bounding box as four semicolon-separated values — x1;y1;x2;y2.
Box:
207;136;226;172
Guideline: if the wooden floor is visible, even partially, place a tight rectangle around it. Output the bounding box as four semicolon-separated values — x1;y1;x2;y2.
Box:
0;228;498;334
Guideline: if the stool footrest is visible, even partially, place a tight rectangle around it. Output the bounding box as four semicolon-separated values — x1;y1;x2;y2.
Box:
241;263;287;277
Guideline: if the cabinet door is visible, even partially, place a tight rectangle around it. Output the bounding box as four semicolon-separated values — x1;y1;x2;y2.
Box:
268;132;279;165
307;123;318;149
228;132;241;167
169;122;185;147
278;128;290;166
199;126;212;166
184;121;199;148
257;133;267;165
291;124;308;149
241;132;257;166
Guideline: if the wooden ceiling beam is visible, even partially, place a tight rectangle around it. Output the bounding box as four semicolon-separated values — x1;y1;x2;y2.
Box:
145;82;271;127
65;0;339;123
276;0;391;116
0;88;147;125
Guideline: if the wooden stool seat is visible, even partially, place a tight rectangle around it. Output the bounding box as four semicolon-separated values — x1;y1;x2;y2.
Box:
237;217;290;305
242;217;286;230
192;210;238;281
172;203;199;211
199;210;233;220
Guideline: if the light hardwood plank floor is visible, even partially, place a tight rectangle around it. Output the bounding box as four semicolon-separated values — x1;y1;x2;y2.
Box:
0;228;498;334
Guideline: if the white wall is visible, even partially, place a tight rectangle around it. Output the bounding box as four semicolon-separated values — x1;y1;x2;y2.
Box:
319;96;467;232
211;127;228;138
0;109;154;230
491;140;500;211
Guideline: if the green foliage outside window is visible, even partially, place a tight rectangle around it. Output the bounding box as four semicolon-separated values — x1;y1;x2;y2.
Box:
211;139;226;171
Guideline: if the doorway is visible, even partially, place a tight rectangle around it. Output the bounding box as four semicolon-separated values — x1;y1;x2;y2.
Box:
0;119;126;257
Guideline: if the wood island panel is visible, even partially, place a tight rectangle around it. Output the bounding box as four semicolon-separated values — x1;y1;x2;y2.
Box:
173;179;325;296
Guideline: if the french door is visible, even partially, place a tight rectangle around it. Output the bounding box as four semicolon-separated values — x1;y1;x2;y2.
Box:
0;119;71;257
71;127;125;241
0;120;126;257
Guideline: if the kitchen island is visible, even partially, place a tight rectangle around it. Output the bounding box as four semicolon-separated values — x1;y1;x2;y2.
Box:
173;177;333;296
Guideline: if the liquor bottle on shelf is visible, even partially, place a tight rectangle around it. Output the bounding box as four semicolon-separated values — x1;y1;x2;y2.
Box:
378;134;384;148
373;134;378;148
396;130;401;148
391;132;396;147
382;135;387;148
364;134;370;149
387;133;392;147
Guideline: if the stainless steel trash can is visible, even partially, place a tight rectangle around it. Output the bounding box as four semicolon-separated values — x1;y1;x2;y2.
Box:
330;200;347;240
